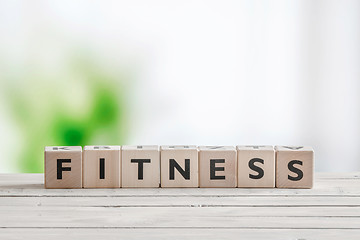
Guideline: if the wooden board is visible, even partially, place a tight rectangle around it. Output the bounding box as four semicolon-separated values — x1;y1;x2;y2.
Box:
0;173;359;239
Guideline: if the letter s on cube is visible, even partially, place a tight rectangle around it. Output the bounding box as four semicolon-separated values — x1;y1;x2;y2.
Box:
237;145;275;188
275;146;314;189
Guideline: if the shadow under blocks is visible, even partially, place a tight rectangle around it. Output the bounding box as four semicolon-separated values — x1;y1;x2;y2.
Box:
44;145;314;189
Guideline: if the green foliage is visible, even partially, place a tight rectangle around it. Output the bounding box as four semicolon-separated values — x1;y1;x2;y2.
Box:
1;59;128;173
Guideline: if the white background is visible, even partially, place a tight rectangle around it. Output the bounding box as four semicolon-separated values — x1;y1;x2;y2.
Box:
0;0;359;172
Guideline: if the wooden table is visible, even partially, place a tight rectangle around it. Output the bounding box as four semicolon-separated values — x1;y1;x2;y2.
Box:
0;173;359;239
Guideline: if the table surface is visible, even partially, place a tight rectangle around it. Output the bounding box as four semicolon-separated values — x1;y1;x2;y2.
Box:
0;173;359;240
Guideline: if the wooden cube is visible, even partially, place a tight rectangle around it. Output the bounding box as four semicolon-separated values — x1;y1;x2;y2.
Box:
44;146;82;189
237;145;275;188
121;145;160;188
160;145;198;188
198;146;237;188
275;146;314;189
83;146;121;188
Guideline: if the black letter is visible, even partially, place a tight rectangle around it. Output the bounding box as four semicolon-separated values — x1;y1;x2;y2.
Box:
57;159;71;179
210;159;225;180
100;158;105;179
131;159;151;180
288;160;303;181
248;158;264;179
169;159;190;180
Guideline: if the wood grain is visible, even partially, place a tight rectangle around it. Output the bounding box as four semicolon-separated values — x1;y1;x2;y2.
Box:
0;173;359;239
83;146;121;188
1;229;360;240
160;146;199;188
44;146;82;189
121;145;160;188
199;146;237;188
237;145;275;188
275;146;314;188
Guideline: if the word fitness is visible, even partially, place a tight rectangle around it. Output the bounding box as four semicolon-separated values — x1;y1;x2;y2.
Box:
44;145;314;189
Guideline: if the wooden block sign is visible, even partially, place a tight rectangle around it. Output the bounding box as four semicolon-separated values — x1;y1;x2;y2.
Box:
44;146;82;189
44;145;315;189
237;145;275;188
160;145;199;188
275;146;314;189
199;146;237;188
83;146;121;188
122;145;160;188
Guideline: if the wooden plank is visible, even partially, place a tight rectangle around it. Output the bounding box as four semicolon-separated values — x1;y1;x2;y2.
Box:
1;205;359;217
1;183;359;196
1;229;360;240
1;196;360;207
0;174;359;197
316;172;360;179
0;206;359;228
0;173;359;239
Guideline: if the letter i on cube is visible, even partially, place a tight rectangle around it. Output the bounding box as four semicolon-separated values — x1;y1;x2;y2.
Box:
83;146;121;188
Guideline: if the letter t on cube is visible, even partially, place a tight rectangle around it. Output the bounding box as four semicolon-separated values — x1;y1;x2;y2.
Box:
122;145;160;188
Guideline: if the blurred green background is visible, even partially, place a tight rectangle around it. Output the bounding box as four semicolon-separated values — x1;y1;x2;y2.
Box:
1;56;129;173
